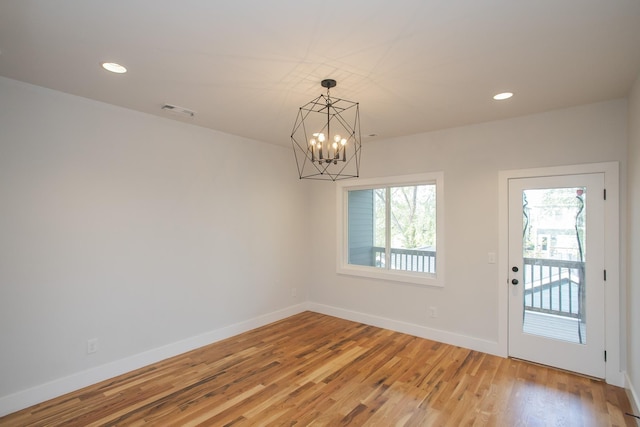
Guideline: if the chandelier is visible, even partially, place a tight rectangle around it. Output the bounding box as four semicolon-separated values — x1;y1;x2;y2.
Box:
291;79;362;181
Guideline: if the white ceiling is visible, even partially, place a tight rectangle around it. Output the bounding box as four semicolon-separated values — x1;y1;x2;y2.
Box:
1;0;640;147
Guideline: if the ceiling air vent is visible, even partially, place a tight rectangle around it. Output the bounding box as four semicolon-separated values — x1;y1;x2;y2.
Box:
161;104;195;118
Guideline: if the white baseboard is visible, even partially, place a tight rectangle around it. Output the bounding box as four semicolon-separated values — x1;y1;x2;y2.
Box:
0;303;309;417
3;302;626;420
626;373;640;426
307;303;501;356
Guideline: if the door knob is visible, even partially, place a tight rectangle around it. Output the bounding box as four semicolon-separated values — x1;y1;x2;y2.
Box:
511;279;519;285
512;266;519;272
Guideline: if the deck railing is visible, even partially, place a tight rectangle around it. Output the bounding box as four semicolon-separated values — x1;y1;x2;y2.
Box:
372;247;436;273
523;257;584;319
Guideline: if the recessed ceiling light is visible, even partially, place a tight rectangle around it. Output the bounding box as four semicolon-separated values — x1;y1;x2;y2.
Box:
493;92;513;100
101;62;127;74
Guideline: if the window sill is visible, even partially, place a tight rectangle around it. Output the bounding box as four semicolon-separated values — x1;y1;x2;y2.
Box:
337;264;444;287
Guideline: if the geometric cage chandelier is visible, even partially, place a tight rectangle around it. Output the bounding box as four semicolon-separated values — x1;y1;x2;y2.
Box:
291;79;362;181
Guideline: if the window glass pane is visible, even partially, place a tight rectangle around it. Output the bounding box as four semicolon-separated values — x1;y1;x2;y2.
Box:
348;189;382;268
374;188;386;248
338;173;443;286
389;184;436;273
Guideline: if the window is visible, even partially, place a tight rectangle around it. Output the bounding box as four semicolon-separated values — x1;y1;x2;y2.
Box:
337;172;444;287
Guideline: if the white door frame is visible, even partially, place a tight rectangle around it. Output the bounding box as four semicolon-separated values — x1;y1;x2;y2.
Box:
498;162;622;386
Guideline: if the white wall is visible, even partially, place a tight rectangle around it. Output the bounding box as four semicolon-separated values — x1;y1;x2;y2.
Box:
0;77;308;411
0;74;634;415
308;100;628;356
627;72;640;412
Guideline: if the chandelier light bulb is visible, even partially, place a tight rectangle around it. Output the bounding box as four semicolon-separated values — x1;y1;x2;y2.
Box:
310;138;316;146
317;133;326;142
341;138;347;146
334;135;341;143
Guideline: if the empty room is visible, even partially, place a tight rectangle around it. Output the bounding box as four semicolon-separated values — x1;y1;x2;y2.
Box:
1;1;640;425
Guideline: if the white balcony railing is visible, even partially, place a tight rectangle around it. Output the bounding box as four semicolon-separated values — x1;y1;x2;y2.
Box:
522;257;584;319
372;247;436;273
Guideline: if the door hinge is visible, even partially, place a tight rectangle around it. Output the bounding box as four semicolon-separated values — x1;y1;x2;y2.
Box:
604;350;607;362
604;270;607;281
604;188;607;200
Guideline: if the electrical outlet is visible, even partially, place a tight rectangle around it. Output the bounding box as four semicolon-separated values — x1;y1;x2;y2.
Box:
291;287;297;297
87;338;98;354
429;306;438;318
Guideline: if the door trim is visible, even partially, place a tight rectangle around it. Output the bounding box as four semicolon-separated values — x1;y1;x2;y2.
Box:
498;162;622;386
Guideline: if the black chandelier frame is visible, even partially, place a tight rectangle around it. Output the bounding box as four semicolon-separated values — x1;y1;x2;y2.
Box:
291;79;362;181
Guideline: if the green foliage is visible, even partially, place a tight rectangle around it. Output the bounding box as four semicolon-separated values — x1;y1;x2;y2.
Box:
374;185;436;249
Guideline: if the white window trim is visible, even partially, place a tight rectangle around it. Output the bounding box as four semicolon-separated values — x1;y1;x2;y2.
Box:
336;172;445;287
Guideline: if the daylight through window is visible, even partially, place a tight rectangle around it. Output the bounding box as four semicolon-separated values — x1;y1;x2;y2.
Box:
337;173;444;287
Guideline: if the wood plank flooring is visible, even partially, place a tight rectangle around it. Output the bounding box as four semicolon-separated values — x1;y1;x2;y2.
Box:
1;311;636;426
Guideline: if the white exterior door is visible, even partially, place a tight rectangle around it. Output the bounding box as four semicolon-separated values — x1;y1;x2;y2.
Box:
508;173;606;378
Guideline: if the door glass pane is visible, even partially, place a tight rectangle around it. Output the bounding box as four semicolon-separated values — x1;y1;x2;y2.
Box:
521;187;587;344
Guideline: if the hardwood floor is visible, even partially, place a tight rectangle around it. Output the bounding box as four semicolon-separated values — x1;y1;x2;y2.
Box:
1;311;636;426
